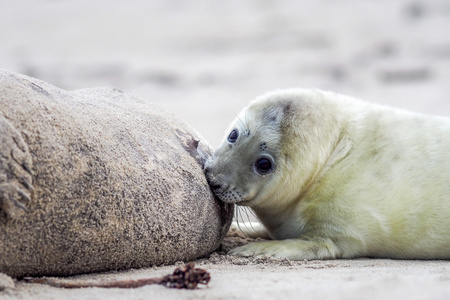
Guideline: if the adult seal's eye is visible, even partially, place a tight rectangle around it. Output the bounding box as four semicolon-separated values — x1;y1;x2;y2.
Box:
227;129;239;143
255;158;273;175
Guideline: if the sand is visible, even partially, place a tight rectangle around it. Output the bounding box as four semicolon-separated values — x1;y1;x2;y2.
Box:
1;0;449;299
2;230;450;299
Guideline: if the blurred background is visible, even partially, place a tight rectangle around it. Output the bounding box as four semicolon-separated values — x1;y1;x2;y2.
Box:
1;0;449;147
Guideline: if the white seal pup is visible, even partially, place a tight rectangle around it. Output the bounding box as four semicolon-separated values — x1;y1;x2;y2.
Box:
205;89;450;260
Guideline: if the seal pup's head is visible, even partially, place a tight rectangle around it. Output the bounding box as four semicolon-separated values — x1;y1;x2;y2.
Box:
205;89;352;209
205;96;285;207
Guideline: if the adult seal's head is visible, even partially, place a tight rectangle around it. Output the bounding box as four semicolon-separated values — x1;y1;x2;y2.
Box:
204;89;347;209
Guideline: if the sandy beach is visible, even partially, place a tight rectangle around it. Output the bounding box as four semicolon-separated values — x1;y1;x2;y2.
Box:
1;0;449;299
2;231;450;300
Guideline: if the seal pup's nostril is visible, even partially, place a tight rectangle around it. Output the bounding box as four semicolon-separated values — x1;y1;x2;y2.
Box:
204;169;222;191
210;182;222;191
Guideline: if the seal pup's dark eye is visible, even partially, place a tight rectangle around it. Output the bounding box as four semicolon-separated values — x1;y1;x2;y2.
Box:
227;129;239;143
255;158;273;175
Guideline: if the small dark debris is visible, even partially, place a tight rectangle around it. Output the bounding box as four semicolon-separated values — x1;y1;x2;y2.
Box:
24;263;210;289
160;262;211;289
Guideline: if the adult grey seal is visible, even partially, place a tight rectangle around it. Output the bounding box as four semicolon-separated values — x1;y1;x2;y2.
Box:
0;69;233;279
205;89;450;260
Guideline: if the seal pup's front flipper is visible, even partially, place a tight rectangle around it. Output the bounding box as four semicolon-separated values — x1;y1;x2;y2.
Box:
228;237;343;260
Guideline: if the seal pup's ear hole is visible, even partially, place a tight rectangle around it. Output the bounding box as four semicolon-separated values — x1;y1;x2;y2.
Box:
262;100;294;126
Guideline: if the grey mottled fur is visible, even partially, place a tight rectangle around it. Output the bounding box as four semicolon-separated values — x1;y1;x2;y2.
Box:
0;69;233;278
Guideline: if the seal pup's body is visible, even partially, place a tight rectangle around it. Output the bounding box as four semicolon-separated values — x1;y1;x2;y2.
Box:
205;89;450;260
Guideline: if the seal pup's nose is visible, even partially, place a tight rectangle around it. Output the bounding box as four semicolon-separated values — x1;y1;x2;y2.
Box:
204;167;224;192
209;182;223;191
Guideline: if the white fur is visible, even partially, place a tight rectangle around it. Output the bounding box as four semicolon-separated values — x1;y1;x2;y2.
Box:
208;89;450;260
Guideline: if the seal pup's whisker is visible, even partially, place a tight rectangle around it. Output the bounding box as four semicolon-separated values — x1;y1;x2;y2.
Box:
234;206;244;233
246;206;258;220
243;111;250;134
232;206;260;235
242;207;259;233
243;207;252;225
234;113;248;134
